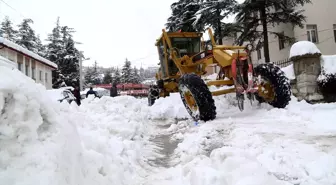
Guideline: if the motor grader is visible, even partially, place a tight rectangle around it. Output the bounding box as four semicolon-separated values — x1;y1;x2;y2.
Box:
148;28;291;122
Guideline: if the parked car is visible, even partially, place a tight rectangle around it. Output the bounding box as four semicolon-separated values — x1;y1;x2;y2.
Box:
47;87;76;104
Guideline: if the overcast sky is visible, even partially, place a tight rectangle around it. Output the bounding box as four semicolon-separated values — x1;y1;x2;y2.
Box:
0;0;240;69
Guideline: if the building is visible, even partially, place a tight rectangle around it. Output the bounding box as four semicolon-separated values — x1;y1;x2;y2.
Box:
215;0;336;67
248;0;336;65
0;37;57;89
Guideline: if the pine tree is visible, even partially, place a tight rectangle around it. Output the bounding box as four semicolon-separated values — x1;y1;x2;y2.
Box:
226;0;311;63
0;16;18;42
92;61;101;84
121;58;132;83
46;17;63;64
130;67;141;83
113;67;121;84
16;18;37;51
166;0;201;32
47;17;84;87
103;69;113;84
139;67;145;82
35;34;46;57
84;67;95;85
193;0;237;44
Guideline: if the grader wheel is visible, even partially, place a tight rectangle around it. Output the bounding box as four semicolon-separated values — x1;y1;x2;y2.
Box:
254;63;291;108
179;73;216;122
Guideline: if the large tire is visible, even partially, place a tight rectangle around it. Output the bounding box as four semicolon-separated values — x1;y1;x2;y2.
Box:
178;73;216;122
254;63;291;108
148;85;160;106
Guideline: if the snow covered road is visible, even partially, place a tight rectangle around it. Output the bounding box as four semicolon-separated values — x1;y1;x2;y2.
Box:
1;65;336;185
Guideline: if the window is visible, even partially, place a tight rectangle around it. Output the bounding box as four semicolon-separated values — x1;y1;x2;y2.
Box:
278;32;285;50
18;63;22;71
39;70;42;81
333;24;336;43
25;65;29;76
171;37;201;54
32;67;35;80
306;24;318;43
257;49;261;60
45;73;48;83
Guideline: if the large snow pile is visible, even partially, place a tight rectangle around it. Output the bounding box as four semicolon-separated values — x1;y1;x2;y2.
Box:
0;56;17;69
289;41;321;58
0;65;155;185
148;93;189;119
0;66;85;185
281;64;296;80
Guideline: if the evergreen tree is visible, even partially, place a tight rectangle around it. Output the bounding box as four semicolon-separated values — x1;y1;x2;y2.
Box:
121;58;132;83
0;16;18;42
103;69;113;84
84;67;95;85
193;0;237;44
166;0;201;32
130;67;141;83
225;0;311;63
113;67;121;84
139;67;145;82
35;34;46;57
47;18;84;87
46;17;63;64
16;18;37;51
92;61;101;84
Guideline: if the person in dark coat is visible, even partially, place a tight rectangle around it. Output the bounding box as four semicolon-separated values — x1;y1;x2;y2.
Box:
73;86;81;106
86;87;98;98
110;83;118;97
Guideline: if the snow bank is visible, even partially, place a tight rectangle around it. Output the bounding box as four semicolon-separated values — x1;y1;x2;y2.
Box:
0;65;157;184
62;96;154;184
289;41;321;58
0;66;85;185
281;64;295;80
148;93;190;119
0;56;17;69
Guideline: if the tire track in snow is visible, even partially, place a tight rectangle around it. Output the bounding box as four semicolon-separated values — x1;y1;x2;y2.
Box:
145;119;184;168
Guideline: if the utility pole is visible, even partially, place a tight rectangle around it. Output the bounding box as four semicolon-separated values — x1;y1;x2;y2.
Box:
79;51;90;91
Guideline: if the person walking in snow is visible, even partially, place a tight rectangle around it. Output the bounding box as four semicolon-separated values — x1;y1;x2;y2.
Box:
110;82;118;97
86;87;98;98
73;86;81;106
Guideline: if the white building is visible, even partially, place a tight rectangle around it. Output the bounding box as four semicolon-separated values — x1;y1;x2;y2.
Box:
0;37;57;89
222;0;336;66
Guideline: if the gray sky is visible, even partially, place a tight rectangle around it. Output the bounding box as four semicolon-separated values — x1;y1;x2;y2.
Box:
0;0;241;69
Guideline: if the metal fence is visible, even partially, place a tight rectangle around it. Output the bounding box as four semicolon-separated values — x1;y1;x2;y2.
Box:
272;58;293;68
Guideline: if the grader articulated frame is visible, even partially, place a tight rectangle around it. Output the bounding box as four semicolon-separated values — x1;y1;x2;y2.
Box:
148;28;291;122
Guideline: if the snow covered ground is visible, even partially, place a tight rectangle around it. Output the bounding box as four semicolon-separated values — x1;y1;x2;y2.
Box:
1;64;336;185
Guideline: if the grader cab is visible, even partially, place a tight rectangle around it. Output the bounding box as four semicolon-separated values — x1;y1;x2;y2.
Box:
148;28;291;122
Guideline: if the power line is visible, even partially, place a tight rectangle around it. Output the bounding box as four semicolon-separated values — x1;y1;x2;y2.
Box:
0;0;25;18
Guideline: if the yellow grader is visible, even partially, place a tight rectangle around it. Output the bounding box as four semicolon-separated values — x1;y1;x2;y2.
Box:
148;28;291;122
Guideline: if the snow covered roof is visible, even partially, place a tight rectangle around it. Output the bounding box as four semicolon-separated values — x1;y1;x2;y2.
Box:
289;41;321;59
0;37;58;69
